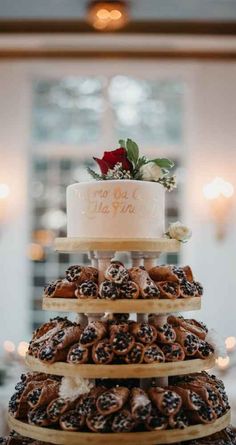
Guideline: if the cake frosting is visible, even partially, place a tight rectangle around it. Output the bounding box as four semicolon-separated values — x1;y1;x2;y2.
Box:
67;180;165;239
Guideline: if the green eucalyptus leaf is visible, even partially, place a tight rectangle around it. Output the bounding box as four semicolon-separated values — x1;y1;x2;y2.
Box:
148;158;174;169
126;139;139;166
119;139;126;148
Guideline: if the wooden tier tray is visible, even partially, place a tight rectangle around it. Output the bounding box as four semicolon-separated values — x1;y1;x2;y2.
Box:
25;354;216;379
8;411;231;445
54;237;180;253
42;297;201;314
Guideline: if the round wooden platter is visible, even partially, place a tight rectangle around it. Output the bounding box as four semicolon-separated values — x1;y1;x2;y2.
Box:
25;354;216;379
54;237;180;253
42;296;201;314
8;411;231;445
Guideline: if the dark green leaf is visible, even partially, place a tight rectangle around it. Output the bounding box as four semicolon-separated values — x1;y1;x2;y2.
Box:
118;139;126;148
148;158;174;169
126;139;139;166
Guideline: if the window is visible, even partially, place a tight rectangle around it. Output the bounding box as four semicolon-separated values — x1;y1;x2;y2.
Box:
30;74;184;330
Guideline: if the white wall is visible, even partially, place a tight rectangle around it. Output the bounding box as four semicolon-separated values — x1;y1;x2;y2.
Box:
0;60;235;347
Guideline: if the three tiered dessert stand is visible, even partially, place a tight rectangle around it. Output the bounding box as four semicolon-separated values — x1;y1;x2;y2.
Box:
8;236;231;445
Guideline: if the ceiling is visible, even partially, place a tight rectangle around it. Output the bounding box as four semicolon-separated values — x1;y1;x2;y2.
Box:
0;0;236;21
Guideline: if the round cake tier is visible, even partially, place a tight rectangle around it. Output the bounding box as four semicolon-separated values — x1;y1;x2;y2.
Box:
54;237;180;253
42;296;201;313
25;354;216;379
8;411;231;445
67;180;165;240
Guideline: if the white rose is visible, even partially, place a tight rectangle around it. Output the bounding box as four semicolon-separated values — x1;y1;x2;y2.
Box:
140;162;162;182
167;221;192;242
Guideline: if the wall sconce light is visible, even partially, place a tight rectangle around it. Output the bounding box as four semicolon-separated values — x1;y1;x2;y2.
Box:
87;1;129;31
203;177;234;240
0;183;10;224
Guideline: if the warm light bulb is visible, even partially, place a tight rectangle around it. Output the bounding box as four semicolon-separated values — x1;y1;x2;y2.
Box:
110;9;122;20
203;177;234;200
3;340;15;353
0;183;10;199
225;336;236;352
96;8;110;20
216;356;230;369
87;1;128;31
17;341;29;358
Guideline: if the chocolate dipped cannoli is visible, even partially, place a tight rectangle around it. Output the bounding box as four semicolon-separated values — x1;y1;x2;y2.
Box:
130;387;152;421
157;281;180;299
130;322;157;344
99;280;119;300
96;386;129;415
47;398;76;422
86;411;112;433
149;266;179;283
112;409;136;432
28;406;52;427
148;387;182;417
119;280;139;299
59;409;85;431
173;326;199;356
145;407;168;431
161;343;185;362
38;343;69;364
188;403;216;424
177;381;221;408
129;266;160;299
168;410;190;429
27;380;60;408
66;265;98;284
195;340;214;359
168;316;207;340
51;324;82;350
143;344;165;363
124;342;145;364
80;321;107;347
171;265;194;282
44;279;76;298
180;280;198;298
9;376;48;419
168;386;204;411
92;339;114;364
105;261;129;284
76;281;99;299
67;343;89;364
111;331;135;356
76;387;106;417
155;322;176;344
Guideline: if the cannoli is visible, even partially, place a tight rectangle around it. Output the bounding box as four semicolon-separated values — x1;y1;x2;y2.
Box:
188;403;216;424
148;387;182;416
67;343;89;364
105;261;129;284
76;281;99;299
193;281;204;296
51;324;81;350
180;281;198;298
44;279;76;298
27;380;60;408
157;281;180;299
130;387;152;421
161;343;185;361
76;387;106;416
130;322;157;344
32;317;71;341
80;321;107;346
109;321;129;336
149;266;179;283
96;386;130;415
173;326;199;356
168;316;207;340
124;342;145;364
145;407;168;431
112;409;136;432
177;381;221;408
9;378;47;419
66;265;98;284
171;265;194;282
119;281;140;299
168;386;204;411
86;411;112;432
59;409;85;431
143;344;165;364
92;339;114;364
111;331;135;355
99;280;119;300
168;410;190;429
155;322;176;344
38;343;69;364
28;406;52;427
47;398;76;422
129;266;160;299
196;340;214;359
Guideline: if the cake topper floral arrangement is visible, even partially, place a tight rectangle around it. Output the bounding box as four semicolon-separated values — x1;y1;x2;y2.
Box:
88;138;176;191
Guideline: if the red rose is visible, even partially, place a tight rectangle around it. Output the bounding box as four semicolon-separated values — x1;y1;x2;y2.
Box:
94;148;133;175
